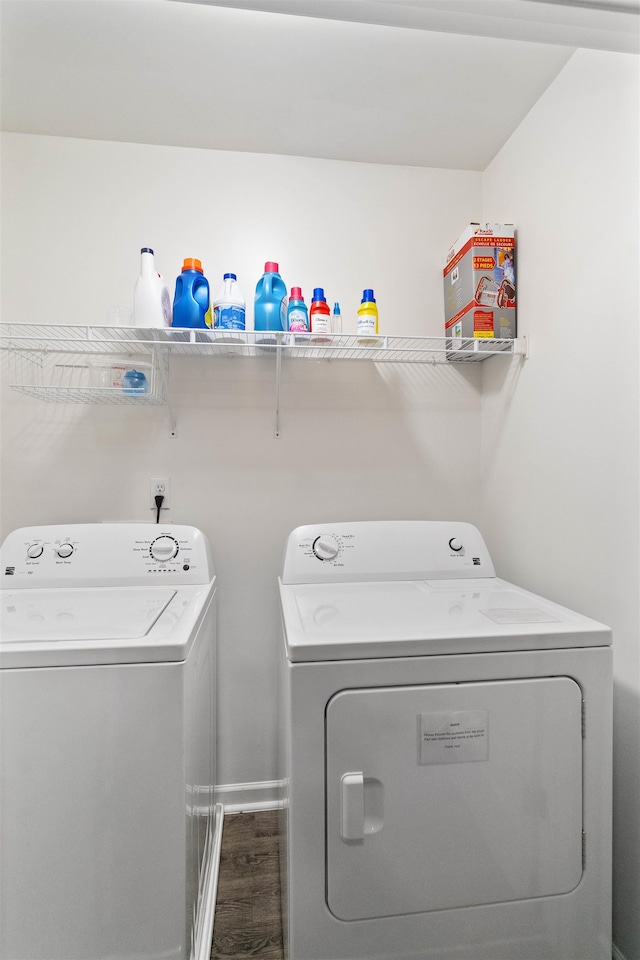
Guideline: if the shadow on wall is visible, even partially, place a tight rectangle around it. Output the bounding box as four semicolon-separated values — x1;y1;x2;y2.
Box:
478;349;526;474
0;349;505;533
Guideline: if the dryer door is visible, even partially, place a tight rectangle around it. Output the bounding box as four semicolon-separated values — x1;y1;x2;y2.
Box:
325;677;583;921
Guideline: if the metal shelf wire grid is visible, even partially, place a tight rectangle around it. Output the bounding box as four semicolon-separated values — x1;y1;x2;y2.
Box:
0;323;522;367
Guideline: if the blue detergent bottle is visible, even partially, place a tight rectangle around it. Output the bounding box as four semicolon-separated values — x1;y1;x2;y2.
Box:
172;258;210;329
254;262;287;342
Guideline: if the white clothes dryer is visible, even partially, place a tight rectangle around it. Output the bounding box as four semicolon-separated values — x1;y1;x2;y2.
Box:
278;521;612;960
0;523;222;960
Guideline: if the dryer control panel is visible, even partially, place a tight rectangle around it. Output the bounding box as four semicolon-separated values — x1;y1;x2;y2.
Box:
1;523;215;588
281;521;495;584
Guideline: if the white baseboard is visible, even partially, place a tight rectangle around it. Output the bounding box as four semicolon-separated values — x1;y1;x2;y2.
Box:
214;780;283;814
612;944;628;960
195;803;224;960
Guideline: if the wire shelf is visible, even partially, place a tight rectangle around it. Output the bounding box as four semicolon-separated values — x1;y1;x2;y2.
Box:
0;323;526;438
0;323;524;364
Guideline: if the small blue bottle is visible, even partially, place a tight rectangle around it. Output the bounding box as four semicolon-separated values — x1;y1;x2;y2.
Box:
172;258;210;329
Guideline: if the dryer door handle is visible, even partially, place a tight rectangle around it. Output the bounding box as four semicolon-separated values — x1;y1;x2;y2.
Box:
340;772;364;842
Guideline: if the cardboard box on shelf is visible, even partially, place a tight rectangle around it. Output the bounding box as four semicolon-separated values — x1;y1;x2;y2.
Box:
443;224;516;348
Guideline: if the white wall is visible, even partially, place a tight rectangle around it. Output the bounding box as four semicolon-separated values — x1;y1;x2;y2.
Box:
0;132;483;787
481;49;640;960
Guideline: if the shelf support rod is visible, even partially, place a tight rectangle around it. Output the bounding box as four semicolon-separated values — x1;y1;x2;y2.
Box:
166;399;177;438
274;337;282;439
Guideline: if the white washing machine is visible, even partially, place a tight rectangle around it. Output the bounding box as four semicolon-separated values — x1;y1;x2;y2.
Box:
0;523;223;960
278;521;613;960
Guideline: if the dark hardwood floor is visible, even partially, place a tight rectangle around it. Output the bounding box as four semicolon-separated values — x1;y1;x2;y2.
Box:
212;810;284;959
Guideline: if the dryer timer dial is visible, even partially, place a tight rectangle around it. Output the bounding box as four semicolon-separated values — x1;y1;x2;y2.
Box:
312;536;340;562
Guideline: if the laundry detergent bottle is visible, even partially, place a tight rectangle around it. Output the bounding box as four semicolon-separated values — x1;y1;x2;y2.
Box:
287;287;309;333
172;258;210;329
213;273;246;332
133;247;172;328
254;262;287;341
357;288;378;342
310;287;331;337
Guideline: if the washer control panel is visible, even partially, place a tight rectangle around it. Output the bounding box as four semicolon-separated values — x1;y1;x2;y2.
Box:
1;523;214;588
281;521;495;584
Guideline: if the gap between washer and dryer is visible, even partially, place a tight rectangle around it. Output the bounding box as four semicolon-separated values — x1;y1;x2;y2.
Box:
212;810;284;960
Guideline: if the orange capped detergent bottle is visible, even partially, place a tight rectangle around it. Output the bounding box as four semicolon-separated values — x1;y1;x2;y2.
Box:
172;258;210;329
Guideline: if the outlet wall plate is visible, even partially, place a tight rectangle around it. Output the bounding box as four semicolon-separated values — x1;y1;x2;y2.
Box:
150;477;171;510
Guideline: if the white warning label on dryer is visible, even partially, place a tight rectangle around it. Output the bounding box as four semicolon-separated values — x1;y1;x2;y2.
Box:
419;710;488;765
481;607;560;624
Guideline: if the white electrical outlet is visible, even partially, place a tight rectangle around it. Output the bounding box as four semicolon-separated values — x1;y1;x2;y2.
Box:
150;477;171;510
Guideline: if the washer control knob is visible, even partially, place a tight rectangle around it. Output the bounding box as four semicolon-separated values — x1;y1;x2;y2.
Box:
313;536;339;562
449;538;464;552
26;543;44;559
56;543;74;559
150;536;178;562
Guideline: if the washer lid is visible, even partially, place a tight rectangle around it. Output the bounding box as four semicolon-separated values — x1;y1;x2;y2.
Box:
0;583;214;667
279;577;612;662
2;587;176;641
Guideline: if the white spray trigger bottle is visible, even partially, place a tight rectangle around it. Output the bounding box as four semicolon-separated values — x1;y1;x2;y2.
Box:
133;247;171;328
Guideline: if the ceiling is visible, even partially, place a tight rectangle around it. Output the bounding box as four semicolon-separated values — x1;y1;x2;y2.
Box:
188;0;640;50
0;0;637;171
